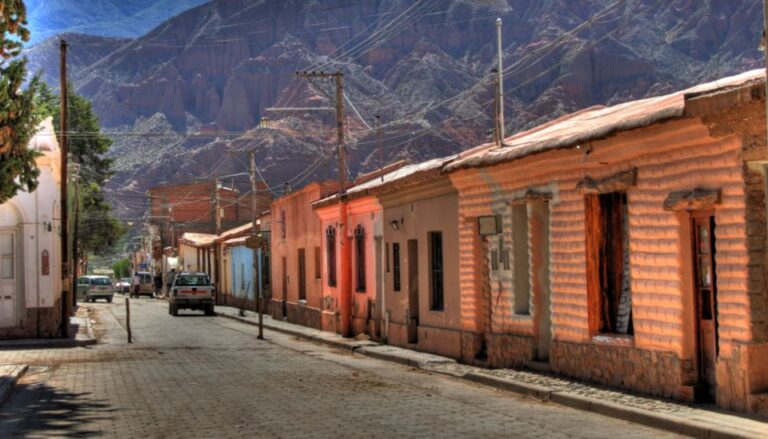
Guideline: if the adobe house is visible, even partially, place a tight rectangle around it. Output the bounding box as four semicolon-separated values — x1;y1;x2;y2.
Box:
214;213;271;309
313;163;408;337
270;182;338;329
370;156;461;358
445;69;768;414
0;119;64;339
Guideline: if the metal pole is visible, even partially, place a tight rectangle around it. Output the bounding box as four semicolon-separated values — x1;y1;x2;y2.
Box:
496;18;505;145
126;298;132;344
376;114;383;182
250;150;264;340
59;39;70;337
214;179;222;235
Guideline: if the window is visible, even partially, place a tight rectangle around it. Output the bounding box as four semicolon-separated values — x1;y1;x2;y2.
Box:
0;234;13;280
585;191;633;335
429;232;444;311
90;277;111;286
512;204;531;315
385;243;390;273
298;248;306;301
314;246;321;279
280;209;286;239
355;225;366;292
175;275;210;286
393;243;401;291
326;226;337;287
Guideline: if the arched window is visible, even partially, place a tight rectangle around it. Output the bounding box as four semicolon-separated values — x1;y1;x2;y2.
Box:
326;226;337;287
355;225;366;292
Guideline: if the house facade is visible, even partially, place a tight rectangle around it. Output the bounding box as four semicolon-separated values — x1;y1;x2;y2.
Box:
445;70;768;414
270;182;337;329
0;119;64;339
216;214;272;309
377;159;462;358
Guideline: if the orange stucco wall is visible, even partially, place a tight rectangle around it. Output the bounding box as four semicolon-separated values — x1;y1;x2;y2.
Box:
271;182;337;328
316;196;381;335
449;116;755;402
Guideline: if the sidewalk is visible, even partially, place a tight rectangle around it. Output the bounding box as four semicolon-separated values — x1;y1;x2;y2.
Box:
0;305;97;350
0;365;27;407
216;305;768;439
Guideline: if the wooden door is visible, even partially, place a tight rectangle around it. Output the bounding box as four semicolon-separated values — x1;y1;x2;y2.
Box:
692;213;718;401
298;249;306;301
0;232;17;328
407;239;419;344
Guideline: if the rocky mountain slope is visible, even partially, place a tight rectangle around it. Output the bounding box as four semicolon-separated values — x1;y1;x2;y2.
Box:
25;0;208;44
27;0;764;203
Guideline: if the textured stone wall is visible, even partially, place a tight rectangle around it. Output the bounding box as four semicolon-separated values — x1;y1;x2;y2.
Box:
286;302;322;330
0;300;63;340
551;340;694;400
487;333;536;369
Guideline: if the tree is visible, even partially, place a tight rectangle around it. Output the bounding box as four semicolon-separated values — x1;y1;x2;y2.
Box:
0;0;41;203
37;83;125;256
112;258;131;279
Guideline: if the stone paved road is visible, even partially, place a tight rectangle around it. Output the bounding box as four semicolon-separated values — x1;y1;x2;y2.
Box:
0;296;682;438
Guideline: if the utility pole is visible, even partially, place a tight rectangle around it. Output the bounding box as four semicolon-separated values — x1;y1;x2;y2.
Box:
249;150;264;340
213;179;222;235
70;165;80;310
496;18;506;145
376;114;383;182
495;74;500;146
296;70;351;337
59;39;70;337
763;0;768;151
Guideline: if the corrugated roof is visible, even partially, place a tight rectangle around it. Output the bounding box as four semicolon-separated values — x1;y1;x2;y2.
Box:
313;155;457;208
446;69;765;172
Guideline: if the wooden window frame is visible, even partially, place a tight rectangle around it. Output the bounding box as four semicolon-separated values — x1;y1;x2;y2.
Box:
393;242;401;292
585;191;633;336
429;231;444;311
326;226;337;287
355;225;366;292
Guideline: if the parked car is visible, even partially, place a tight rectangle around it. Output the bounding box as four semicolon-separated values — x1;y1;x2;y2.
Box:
131;272;155;298
115;278;131;294
77;275;114;303
168;272;214;316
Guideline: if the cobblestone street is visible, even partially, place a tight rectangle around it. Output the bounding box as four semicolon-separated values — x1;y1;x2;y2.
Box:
0;296;680;438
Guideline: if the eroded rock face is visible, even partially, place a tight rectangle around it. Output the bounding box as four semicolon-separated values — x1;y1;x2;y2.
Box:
31;0;764;193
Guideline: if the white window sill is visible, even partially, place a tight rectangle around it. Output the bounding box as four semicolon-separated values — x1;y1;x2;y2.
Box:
591;334;634;347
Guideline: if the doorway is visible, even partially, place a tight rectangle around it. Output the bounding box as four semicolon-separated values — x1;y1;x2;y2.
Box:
0;232;17;328
407;239;419;344
298;249;306;301
530;202;551;361
692;212;718;402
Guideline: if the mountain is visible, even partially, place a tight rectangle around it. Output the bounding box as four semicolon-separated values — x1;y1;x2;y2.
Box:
25;0;208;44
26;0;764;211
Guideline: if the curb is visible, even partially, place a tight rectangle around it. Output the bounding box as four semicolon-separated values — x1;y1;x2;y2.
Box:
0;364;28;407
216;311;365;352
217;311;763;439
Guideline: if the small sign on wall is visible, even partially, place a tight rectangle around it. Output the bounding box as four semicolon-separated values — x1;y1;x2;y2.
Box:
478;215;502;236
41;250;50;276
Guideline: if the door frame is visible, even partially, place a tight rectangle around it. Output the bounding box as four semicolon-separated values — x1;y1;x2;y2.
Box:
690;209;718;400
407;239;419;344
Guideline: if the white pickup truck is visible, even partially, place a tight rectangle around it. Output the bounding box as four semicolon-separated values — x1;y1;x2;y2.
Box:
168;272;215;316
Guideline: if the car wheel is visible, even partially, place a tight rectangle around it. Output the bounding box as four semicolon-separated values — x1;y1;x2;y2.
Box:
171;303;178;316
107;297;113;303
205;305;214;316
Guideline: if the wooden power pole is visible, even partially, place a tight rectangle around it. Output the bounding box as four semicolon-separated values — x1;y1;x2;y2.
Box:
59;39;70;337
213;179;222;236
295;71;351;337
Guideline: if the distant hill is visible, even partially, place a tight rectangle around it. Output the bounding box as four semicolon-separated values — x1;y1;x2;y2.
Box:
25;0;764;215
25;0;208;44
